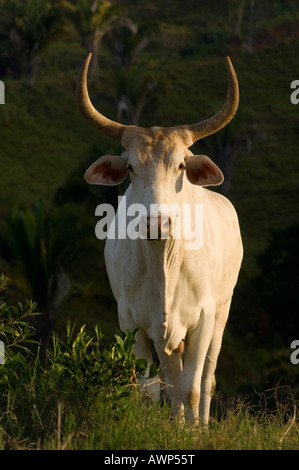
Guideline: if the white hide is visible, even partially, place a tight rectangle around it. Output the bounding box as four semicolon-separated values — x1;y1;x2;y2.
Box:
78;52;242;426
103;130;243;426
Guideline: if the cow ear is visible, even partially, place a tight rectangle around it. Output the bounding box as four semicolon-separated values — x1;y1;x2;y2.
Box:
185;155;224;186
84;155;128;185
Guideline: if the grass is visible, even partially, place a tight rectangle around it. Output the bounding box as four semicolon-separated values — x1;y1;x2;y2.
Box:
1;386;298;450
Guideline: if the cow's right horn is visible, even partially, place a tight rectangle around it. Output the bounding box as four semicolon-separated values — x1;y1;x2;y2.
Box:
186;56;239;143
77;53;126;143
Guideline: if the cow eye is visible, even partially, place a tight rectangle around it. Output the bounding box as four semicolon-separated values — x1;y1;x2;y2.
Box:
178;163;185;170
127;164;133;172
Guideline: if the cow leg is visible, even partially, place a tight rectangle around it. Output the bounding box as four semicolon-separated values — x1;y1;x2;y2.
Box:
154;344;184;418
118;309;161;401
179;304;215;425
199;298;231;426
133;330;161;401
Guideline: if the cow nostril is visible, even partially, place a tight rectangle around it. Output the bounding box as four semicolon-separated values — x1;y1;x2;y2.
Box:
145;214;172;239
161;216;171;230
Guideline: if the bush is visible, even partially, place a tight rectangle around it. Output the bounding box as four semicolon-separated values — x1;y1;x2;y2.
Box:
0;274;158;449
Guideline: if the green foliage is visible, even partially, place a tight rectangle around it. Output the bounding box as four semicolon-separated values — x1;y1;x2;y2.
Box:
48;324;159;399
232;224;299;349
0;201;93;343
0;0;73;82
0;274;38;358
71;0;122;46
0;274;160;448
1;200;82;290
248;224;299;349
0;275;157;397
220;223;299;396
0;274;299;450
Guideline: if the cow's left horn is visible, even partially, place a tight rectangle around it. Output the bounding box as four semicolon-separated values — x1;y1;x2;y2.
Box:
186;57;239;143
77;53;126;142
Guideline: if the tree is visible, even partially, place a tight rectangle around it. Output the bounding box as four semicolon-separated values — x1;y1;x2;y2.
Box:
116;73;157;126
0;201;89;348
71;0;137;77
199;111;266;195
0;0;73;83
107;23;149;69
247;0;255;53
250;224;299;348
231;223;299;350
105;23;157;126
229;0;246;41
0;0;73;84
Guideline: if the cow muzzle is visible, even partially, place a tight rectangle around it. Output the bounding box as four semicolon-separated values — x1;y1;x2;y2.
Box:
140;214;173;240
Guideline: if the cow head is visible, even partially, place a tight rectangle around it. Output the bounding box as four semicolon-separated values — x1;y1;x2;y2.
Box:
77;54;239;240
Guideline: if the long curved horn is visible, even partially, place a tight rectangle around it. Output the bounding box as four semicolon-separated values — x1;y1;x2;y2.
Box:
186;57;239;144
76;53;126;142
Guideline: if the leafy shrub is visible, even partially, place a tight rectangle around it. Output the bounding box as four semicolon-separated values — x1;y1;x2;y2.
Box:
0;274;159;448
0;274;37;349
48;323;159;400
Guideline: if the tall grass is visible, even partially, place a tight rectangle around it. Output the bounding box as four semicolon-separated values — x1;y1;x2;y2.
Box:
0;275;298;450
1;388;298;450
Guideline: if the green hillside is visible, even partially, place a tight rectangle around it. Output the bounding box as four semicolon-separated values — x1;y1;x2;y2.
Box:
0;0;298;397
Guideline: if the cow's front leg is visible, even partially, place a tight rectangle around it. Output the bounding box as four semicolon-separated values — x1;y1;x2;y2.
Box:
118;308;160;401
199;298;231;426
154;344;184;419
132;330;161;401
180;305;215;425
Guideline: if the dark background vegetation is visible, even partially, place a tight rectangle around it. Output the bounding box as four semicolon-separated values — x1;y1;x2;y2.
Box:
0;0;298;399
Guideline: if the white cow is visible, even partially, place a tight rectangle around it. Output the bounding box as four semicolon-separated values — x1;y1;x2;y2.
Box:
77;53;243;426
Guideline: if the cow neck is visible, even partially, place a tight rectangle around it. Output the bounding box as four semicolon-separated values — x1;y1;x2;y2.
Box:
140;237;184;322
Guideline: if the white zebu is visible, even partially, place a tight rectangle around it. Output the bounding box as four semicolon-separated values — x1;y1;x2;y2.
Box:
77;54;243;426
